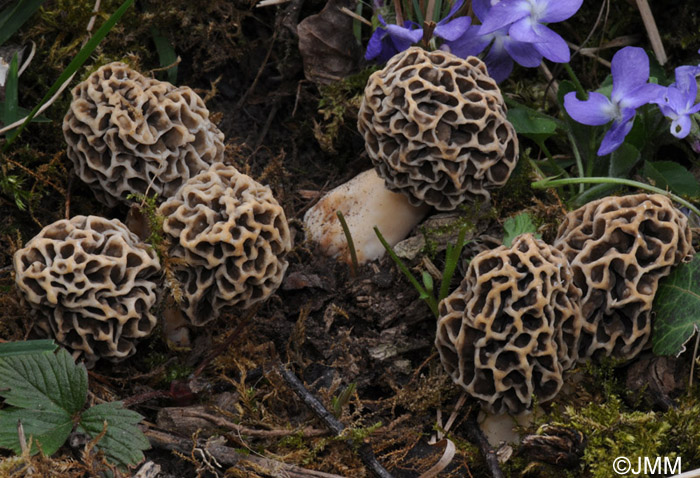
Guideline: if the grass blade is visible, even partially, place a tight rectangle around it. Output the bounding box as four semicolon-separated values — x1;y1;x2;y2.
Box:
3;0;135;149
1;53;19;126
150;27;178;84
438;225;468;302
0;0;47;46
374;225;438;318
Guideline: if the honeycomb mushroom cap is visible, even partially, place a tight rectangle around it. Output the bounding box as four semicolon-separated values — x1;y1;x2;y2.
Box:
159;163;292;325
63;62;225;207
357;47;518;210
554;193;694;361
436;234;583;414
13;215;161;363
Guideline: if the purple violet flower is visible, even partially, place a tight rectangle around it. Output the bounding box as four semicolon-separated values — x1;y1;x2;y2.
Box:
365;0;472;63
653;66;700;138
432;0;472;42
365;18;423;62
478;0;583;63
443;0;541;82
564;47;664;156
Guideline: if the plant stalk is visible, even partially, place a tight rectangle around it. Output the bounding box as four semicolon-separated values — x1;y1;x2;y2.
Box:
532;176;700;217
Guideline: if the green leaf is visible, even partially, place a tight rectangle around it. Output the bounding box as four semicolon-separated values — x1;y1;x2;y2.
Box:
0;347;86;414
0;339;57;357
150;27;178;84
502;212;540;247
78;402;149;467
421;270;434;293
0;348;87;455
652;256;700;356
643;160;700;197
0;0;47;46
3;0;135;150
609;143;640;178
0;408;73;455
507;105;559;144
1;52;19;126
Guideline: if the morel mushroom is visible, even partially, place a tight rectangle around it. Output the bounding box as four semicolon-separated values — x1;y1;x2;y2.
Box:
554;194;694;361
13;215;161;364
303;169;430;264
159;163;292;325
357;47;518;210
63;62;225;207
436;234;583;414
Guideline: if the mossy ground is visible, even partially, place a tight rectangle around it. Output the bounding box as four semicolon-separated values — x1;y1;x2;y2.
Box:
1;0;700;477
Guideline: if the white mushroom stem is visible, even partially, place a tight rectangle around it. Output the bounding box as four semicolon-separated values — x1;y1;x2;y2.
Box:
304;168;430;264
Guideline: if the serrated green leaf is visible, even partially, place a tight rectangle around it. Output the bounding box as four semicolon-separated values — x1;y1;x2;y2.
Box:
0;339;57;357
652;256;700;356
643;160;700;197
503;213;540;247
78;402;148;467
0;348;87;415
0;408;72;455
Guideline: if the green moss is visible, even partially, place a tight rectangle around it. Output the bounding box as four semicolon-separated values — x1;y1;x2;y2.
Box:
314;67;377;154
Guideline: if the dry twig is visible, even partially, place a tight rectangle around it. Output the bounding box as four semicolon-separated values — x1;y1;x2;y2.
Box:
277;364;395;478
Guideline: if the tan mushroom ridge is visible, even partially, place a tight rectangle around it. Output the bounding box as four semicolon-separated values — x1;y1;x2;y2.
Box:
436;234;583;414
63;62;225;207
13;215;161;364
554;193;694;361
159;163;292;326
357;47;519;210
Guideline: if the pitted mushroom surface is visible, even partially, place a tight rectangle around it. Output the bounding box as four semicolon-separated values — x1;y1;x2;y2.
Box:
13;215;161;364
357;47;518;210
436;234;583;414
554;193;693;360
63;62;225;206
159;163;292;325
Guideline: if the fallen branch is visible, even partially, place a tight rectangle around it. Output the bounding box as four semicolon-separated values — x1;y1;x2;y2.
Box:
145;428;348;478
277;364;395;478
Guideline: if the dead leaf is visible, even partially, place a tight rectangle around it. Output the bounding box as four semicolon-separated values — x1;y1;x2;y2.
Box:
297;0;360;84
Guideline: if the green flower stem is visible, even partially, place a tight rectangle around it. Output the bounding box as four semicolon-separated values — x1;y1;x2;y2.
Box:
374;226;439;318
563;62;587;100
567;132;586;192
532;176;700;217
538;140;569;179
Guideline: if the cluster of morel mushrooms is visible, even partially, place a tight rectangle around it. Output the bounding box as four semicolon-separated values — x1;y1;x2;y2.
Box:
13;49;695;415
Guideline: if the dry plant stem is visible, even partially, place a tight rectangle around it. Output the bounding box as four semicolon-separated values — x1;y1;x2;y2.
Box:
145;428;348;478
635;0;666;65
184;408;328;438
277;364;395;478
340;6;372;26
690;331;700;389
464;409;504;478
